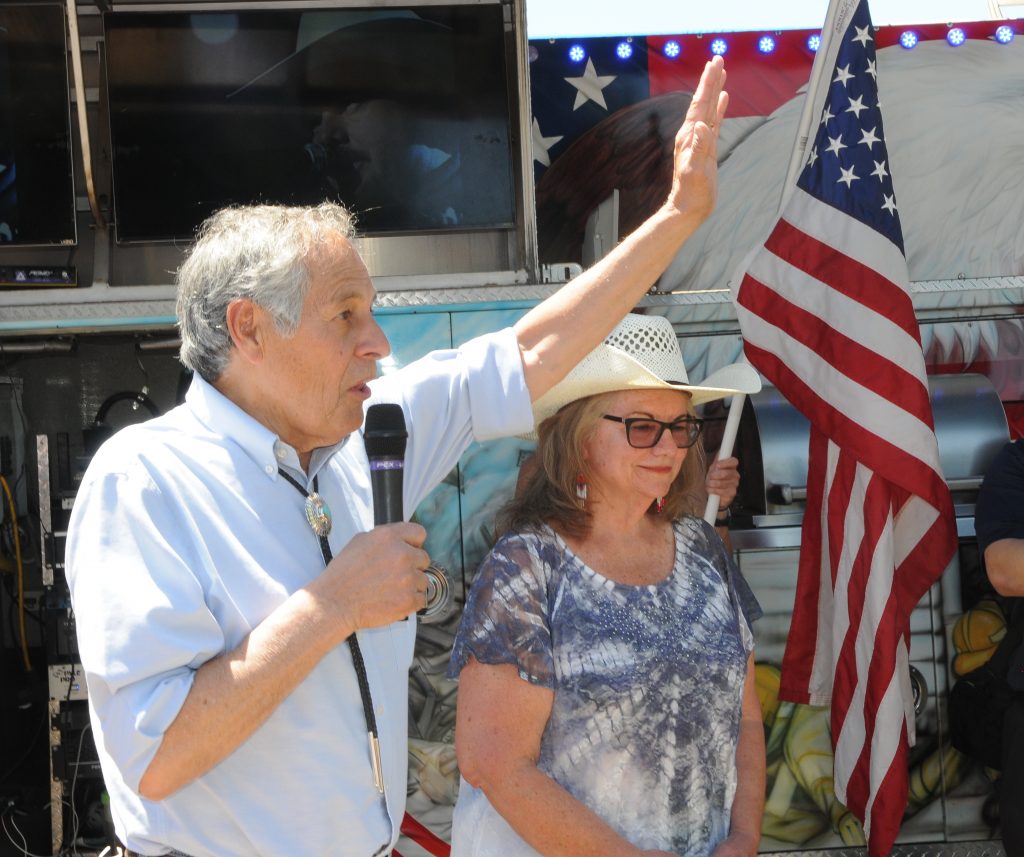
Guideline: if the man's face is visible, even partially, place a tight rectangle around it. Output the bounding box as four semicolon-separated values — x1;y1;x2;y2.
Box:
312;100;412;204
255;235;390;455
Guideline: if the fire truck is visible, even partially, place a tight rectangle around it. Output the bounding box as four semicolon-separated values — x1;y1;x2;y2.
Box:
0;0;1021;854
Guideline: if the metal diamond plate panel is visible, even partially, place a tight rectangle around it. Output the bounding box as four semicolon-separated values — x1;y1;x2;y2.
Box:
0;275;1019;336
762;841;1005;857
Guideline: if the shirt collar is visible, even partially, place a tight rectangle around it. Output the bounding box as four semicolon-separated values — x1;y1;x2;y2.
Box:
185;375;349;485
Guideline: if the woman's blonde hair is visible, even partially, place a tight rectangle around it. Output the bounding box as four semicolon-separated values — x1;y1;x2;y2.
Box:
499;391;707;540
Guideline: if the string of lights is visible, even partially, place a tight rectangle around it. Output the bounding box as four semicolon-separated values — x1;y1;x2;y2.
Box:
554;19;1016;65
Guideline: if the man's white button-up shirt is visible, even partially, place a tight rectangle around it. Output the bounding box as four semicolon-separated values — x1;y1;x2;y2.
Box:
66;328;532;857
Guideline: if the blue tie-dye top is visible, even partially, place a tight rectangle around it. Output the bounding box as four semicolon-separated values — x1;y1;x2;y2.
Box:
449;516;756;856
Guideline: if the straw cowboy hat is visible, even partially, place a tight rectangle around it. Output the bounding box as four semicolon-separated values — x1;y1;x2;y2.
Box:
531;313;762;428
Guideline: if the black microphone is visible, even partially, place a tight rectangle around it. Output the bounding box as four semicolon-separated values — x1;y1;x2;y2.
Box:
364;403;407;526
364;403;452;623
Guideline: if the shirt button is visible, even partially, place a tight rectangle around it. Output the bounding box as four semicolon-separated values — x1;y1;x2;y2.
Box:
265;464;274;475
275;446;287;460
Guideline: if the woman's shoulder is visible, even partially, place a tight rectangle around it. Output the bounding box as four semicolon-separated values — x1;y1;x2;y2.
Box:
490;525;555;557
483;525;568;577
671;515;733;584
673;513;720;547
495;522;573;552
674;515;764;627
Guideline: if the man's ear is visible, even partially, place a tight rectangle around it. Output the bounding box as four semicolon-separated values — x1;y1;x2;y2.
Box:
224;299;266;365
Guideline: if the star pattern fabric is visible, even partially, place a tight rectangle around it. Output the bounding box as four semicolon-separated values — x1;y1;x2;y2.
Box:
564;58;617;110
531;118;563;167
799;11;904;253
527;38;651;182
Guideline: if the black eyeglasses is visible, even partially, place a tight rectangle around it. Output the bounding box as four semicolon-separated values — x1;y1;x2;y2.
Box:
602;415;704;449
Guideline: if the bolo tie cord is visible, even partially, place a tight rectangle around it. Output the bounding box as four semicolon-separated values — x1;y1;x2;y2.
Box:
278;467;384;794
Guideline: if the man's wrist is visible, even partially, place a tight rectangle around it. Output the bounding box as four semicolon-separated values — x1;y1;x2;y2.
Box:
715;507;731;527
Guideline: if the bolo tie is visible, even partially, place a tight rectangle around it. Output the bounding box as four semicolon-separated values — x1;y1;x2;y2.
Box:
278;467;385;795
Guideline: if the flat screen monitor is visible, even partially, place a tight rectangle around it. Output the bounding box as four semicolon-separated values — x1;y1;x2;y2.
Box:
0;4;76;246
105;5;517;243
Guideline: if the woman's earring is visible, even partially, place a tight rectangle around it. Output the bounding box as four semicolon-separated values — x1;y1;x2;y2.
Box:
576;475;588;503
655;496;666;514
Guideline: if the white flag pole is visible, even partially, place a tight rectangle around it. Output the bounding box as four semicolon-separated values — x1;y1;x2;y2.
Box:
779;0;852;206
703;392;745;525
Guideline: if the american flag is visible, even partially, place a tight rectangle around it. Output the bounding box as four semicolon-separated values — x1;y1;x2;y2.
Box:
730;0;957;853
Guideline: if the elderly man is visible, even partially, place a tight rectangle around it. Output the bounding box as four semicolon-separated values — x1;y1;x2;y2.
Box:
66;59;727;857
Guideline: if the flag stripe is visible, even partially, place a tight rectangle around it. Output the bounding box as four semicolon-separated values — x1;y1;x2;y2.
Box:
776;186;910;298
738;271;932;425
740;338;950;504
841;534;902;804
892;502;955;644
827;444;860;590
744;244;925;390
865;718;910;853
764;216;919;342
830;462;890;740
780;430;829;704
737;313;938;467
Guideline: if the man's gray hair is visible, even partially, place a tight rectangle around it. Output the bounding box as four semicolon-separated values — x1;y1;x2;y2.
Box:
176;203;357;381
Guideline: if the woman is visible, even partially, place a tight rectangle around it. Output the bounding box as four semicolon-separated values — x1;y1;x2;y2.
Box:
449;313;765;856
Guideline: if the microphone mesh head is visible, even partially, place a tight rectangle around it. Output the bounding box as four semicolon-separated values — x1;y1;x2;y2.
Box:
364;403;408;458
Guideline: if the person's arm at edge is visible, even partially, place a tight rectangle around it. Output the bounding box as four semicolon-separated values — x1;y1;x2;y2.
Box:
513;57;728;403
711;653;765;857
984;539;1024;596
975;441;1024;598
456;659;672;857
